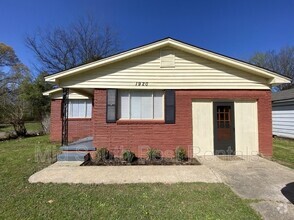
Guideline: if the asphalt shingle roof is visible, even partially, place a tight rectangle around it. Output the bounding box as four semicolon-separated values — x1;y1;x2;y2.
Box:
272;88;294;101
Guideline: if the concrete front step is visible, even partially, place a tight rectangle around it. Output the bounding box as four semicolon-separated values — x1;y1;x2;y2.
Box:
60;136;95;152
57;152;90;161
60;145;96;151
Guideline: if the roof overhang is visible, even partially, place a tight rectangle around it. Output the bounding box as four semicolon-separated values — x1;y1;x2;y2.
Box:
43;88;62;96
45;38;291;85
43;88;93;99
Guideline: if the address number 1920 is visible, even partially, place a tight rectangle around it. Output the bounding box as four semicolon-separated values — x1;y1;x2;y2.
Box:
135;82;148;86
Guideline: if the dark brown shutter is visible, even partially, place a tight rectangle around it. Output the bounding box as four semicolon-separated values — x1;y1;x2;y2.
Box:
106;89;117;123
165;90;175;124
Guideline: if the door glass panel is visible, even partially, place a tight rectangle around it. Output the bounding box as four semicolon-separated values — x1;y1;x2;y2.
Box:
216;105;232;141
217;106;231;128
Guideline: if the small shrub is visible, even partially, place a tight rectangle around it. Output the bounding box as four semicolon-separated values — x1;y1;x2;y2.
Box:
175;147;187;161
96;148;110;161
146;148;161;160
122;150;135;163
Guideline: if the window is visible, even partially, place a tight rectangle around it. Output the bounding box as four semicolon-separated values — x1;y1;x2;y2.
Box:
118;90;164;120
68;99;92;118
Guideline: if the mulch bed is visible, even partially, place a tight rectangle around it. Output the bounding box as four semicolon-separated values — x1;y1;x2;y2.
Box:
82;157;201;166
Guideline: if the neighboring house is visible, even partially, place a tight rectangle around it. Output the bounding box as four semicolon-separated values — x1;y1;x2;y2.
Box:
43;38;290;158
272;88;294;139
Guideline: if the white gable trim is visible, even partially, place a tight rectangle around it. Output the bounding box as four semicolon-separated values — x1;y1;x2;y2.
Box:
45;38;290;85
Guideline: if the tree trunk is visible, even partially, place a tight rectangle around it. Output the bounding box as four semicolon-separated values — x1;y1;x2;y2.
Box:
41;114;50;134
11;119;27;137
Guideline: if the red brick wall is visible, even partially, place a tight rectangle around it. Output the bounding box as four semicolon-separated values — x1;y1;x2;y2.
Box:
50;99;93;143
256;91;273;156
50;90;272;157
92;89;273;158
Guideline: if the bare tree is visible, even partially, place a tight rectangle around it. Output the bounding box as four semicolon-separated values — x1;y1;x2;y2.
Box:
0;43;19;67
1;43;53;136
0;63;31;136
0;43;20;95
249;46;294;90
26;17;120;74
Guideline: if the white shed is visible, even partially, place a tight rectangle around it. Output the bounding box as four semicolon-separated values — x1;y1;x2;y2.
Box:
272;88;294;139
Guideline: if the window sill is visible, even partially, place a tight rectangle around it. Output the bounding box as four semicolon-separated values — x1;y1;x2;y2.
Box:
117;120;165;125
67;118;92;121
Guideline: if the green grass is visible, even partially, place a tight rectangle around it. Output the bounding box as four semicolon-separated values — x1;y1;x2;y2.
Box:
0;122;42;132
273;137;294;169
0;136;260;219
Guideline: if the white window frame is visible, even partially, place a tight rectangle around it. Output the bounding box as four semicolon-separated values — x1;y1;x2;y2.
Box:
68;99;92;118
118;90;164;120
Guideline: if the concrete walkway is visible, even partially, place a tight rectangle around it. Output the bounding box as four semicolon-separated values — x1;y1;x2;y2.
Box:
29;156;294;219
29;162;221;184
199;156;294;220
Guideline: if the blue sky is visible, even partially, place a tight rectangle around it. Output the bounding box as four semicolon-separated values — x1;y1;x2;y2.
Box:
1;0;294;71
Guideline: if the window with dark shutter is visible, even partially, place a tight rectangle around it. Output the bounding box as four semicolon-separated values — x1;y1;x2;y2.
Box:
106;89;117;123
118;90;164;120
165;90;175;124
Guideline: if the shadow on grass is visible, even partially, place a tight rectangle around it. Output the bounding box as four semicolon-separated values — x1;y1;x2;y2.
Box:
0;124;11;130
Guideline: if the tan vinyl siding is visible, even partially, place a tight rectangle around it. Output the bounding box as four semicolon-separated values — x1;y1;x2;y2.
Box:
59;47;270;90
160;48;175;68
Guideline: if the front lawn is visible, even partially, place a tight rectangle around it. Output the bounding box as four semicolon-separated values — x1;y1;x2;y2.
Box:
273;137;294;169
0;136;260;219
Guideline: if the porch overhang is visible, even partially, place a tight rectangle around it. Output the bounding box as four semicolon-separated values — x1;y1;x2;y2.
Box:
43;88;94;99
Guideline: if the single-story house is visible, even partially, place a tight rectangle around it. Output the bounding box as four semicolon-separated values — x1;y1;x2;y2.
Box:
44;38;290;158
272;88;294;139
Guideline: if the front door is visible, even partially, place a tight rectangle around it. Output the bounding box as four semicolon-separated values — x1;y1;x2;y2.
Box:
213;102;235;155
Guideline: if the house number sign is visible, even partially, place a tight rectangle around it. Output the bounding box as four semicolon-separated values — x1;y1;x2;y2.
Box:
135;82;148;86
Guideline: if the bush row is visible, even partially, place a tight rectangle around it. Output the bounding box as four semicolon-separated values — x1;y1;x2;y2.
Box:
96;147;187;162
